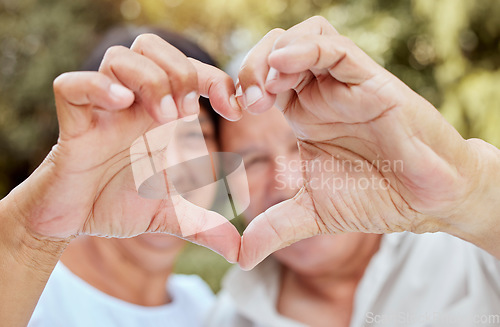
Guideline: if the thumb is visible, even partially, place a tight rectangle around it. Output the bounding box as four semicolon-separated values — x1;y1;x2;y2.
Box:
238;188;321;270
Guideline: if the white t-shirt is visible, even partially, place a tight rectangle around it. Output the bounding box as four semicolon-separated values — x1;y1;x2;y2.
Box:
207;232;500;327
28;262;214;327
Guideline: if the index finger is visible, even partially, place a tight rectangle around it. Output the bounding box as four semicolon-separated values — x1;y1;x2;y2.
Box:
131;34;200;118
189;58;243;121
235;28;285;114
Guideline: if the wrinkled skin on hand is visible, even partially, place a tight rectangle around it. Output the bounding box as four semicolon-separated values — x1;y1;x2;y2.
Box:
236;16;487;269
9;34;242;263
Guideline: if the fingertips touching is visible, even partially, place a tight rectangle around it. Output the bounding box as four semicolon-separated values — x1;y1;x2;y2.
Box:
235;80;276;115
235;28;284;114
190;58;243;121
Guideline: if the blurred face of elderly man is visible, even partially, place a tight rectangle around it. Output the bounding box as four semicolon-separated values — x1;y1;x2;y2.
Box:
220;108;382;277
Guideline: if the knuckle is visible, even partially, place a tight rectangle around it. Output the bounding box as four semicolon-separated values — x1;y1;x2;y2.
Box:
131;33;161;50
186;68;198;83
88;74;106;90
274;34;290;49
169;66;197;88
102;45;127;62
53;72;70;92
264;28;286;48
310;15;329;25
267;28;285;37
311;15;338;34
149;71;169;89
132;33;149;47
339;35;355;47
184;67;198;86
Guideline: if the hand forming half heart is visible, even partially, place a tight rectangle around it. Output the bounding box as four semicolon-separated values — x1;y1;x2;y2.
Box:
10;34;243;263
234;16;491;269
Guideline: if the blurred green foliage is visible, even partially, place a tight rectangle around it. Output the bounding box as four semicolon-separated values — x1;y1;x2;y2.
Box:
1;0;499;291
0;0;121;195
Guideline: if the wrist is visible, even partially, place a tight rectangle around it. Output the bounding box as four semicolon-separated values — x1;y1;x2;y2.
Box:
0;192;70;274
0;193;70;326
441;138;500;256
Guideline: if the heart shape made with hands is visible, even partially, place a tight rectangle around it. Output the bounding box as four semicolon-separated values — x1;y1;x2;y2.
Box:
128;18;475;271
21;17;479;273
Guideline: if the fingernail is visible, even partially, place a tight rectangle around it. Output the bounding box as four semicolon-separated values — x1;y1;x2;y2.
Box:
229;94;242;113
235;85;246;109
183;91;200;116
266;68;279;83
235;84;243;97
160;94;178;121
244;85;263;107
109;84;132;100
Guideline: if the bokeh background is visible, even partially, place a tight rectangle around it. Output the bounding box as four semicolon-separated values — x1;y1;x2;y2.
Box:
1;0;499;291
